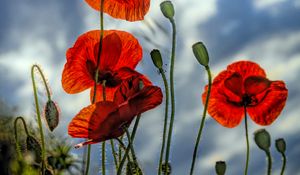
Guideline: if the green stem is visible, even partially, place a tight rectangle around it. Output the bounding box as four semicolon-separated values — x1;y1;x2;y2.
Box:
189;66;212;175
111;139;119;169
85;0;104;174
14;116;30;159
280;152;286;175
118;135;124;163
158;68;170;175
266;150;272;175
124;127;138;165
165;18;177;165
117;116;141;174
31;65;46;175
102;142;106;175
244;106;250;175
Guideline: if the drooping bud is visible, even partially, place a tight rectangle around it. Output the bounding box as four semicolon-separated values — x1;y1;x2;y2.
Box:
44;100;59;131
150;49;163;69
192;42;209;67
254;129;271;152
26;136;42;163
215;161;226;175
160;1;174;20
275;138;286;154
162;162;172;175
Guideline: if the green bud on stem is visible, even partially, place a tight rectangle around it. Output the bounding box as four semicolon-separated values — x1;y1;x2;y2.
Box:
192;42;209;67
215;161;226;175
160;1;174;20
254;129;271;152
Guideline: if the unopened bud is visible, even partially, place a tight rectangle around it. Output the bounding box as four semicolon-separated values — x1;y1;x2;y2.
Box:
275;138;286;154
44;100;59;131
215;161;226;175
160;1;174;20
26;136;42;163
254;129;271;152
150;49;163;69
192;42;209;67
126;161;143;175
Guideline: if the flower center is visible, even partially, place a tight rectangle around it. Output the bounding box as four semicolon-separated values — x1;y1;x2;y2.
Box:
86;60;121;87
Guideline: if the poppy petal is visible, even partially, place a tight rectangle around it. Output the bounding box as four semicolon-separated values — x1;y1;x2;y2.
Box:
224;72;243;97
126;85;163;115
247;81;288;125
85;0;150;21
244;76;271;95
202;85;244;128
90;67;151;102
227;61;266;78
98;32;122;71
68;102;118;139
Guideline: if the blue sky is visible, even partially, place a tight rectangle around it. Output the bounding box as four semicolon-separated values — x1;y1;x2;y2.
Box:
1;0;300;174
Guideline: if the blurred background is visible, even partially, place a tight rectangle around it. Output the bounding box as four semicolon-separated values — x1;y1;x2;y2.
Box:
1;0;300;174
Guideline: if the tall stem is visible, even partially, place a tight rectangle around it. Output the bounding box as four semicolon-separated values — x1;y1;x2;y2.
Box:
85;0;104;174
31;65;47;175
102;142;106;175
280;152;286;175
266;151;272;175
189;66;212;175
158;69;170;175
14;116;30;159
165;18;177;165
244;106;250;175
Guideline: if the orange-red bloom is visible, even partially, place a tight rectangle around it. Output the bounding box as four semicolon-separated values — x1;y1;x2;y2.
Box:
62;30;149;102
85;0;150;21
68;77;163;146
203;61;288;128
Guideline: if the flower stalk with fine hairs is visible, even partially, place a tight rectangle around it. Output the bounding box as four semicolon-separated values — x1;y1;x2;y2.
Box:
14;116;30;159
150;49;170;175
31;64;53;175
85;0;105;174
160;1;177;168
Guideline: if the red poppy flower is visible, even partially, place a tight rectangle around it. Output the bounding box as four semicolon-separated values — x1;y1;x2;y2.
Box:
68;76;163;146
202;61;288;128
62;30;150;102
85;0;150;21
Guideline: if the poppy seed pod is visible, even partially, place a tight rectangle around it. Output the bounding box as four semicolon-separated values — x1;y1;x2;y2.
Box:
45;100;59;132
160;1;174;20
192;42;209;67
215;161;226;175
254;129;271;152
150;49;163;69
26;136;42;163
275;138;286;154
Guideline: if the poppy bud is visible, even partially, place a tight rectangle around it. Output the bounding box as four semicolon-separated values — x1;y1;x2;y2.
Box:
215;161;226;175
275;138;286;154
150;49;163;69
26;136;42;163
162;162;172;174
192;42;209;67
160;1;174;20
254;129;271;152
44;100;59;131
45;169;54;175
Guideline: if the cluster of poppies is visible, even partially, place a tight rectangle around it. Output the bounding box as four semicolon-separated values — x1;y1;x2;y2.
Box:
62;0;162;147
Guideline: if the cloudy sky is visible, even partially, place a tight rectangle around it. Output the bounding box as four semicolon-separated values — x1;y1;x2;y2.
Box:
1;0;300;174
